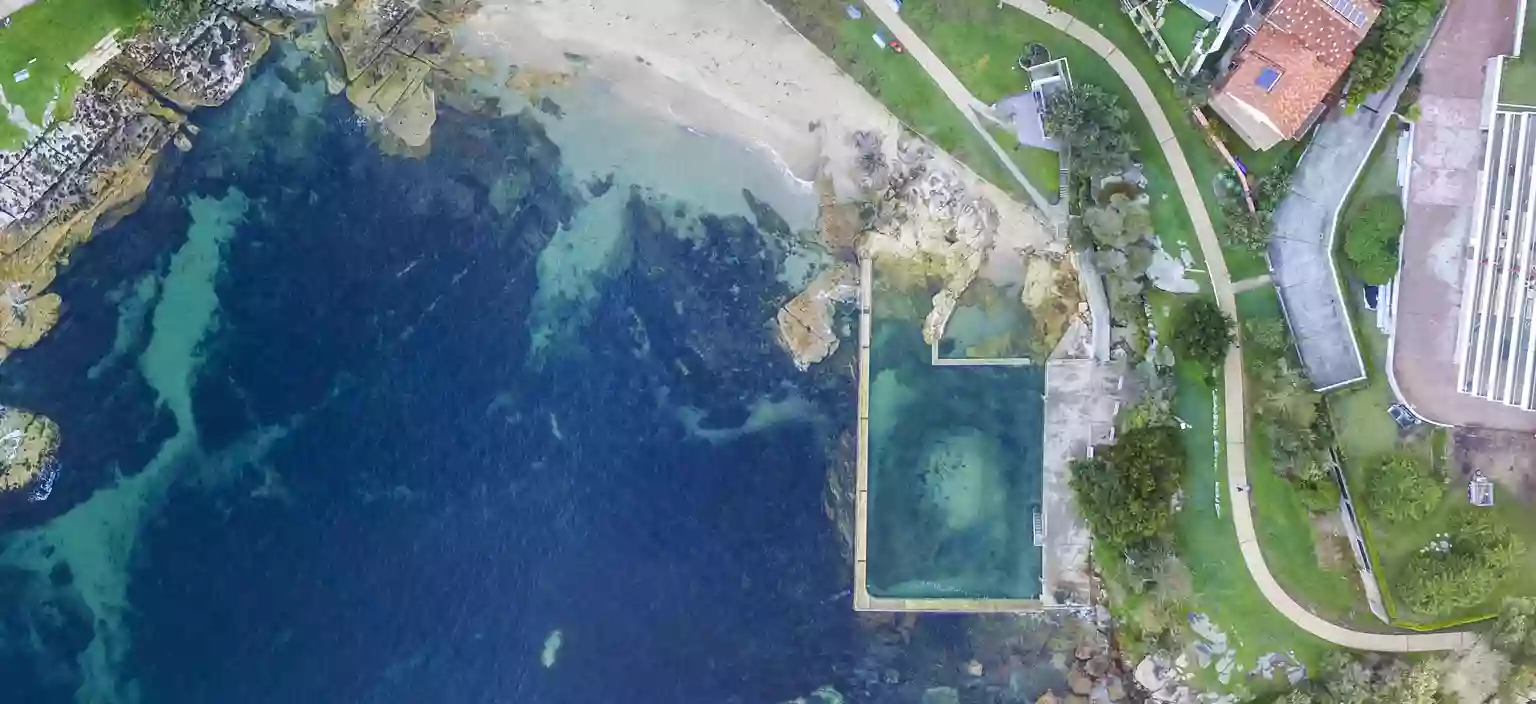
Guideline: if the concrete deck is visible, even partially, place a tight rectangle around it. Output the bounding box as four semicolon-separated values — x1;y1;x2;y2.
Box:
1040;357;1123;605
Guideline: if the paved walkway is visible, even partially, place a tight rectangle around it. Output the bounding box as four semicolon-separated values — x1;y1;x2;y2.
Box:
987;0;1473;651
1231;274;1272;293
1269;110;1380;391
0;0;32;18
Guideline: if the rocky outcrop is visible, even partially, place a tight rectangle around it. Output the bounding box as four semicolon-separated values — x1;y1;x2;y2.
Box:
325;0;476;151
776;263;855;370
854;131;998;346
0;407;61;497
117;12;270;109
0;8;272;363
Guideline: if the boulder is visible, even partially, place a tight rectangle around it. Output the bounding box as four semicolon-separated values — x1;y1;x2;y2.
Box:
1106;676;1127;702
1085;654;1111;678
1134;656;1175;694
1035;691;1060;704
775;264;854;370
1068;666;1093;696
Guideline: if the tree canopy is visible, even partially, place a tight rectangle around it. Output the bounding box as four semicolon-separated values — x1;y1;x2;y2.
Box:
1044;84;1134;178
1170;297;1233;372
1344;0;1443;103
1069;423;1185;554
1083;193;1153;249
1343;195;1404;285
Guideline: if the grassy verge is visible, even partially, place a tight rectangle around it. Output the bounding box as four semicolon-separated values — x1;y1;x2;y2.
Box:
987;124;1062;204
763;1;1037;205
1146;289;1333;693
0;0;147;150
1236;287;1384;631
1502;7;1536;106
1156;2;1208;65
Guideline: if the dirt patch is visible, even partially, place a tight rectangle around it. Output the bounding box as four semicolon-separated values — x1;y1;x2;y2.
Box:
1452;428;1536;502
1310;511;1351;571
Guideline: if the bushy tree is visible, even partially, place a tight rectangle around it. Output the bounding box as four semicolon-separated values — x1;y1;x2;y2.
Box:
1493;597;1536;658
1344;195;1405;284
1069;423;1185;554
1221;201;1273;252
1364;452;1441;522
1344;0;1443;103
1170;297;1234;372
1044;84;1134;178
1399;513;1525;616
1083;193;1153;249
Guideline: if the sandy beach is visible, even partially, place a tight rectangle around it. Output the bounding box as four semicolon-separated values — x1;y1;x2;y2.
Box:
457;0;1055;255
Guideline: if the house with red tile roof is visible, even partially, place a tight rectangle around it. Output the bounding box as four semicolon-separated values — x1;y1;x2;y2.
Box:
1209;0;1381;151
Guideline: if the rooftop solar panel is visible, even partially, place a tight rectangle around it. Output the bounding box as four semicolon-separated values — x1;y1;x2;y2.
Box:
1326;0;1367;26
1256;67;1281;92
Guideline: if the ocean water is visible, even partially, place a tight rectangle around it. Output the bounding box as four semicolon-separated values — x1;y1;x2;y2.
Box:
0;44;867;703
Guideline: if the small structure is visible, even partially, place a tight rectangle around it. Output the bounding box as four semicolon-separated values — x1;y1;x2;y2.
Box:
1208;0;1382;150
996;58;1074;152
1469;472;1495;507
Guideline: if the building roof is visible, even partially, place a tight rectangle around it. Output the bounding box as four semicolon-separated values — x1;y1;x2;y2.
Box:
1215;0;1380;141
1178;0;1234;22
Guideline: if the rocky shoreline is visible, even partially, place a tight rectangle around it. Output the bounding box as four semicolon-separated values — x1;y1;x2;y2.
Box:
0;0;496;501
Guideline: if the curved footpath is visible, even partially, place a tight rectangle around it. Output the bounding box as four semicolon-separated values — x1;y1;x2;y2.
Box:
867;0;1474;651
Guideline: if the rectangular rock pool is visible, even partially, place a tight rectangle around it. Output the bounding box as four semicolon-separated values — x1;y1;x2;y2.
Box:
861;257;1046;605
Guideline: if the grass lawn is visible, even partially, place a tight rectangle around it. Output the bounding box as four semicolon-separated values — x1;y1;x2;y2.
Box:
1156;2;1208;64
1146;290;1334;694
1503;56;1536;108
1502;8;1536;107
763;0;1036;205
896;0;1202;260
1236;287;1385;631
0;0;146;150
988;124;1062;203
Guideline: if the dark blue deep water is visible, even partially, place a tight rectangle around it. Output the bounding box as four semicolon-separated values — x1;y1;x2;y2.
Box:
0;48;866;703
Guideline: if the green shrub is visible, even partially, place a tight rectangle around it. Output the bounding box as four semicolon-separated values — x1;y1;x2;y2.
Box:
1343;195;1404;285
1170;297;1233;373
1295;478;1342;514
1044;84;1134;179
1397;513;1525;616
1069;423;1185;554
1344;0;1443;104
1363;452;1441;523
